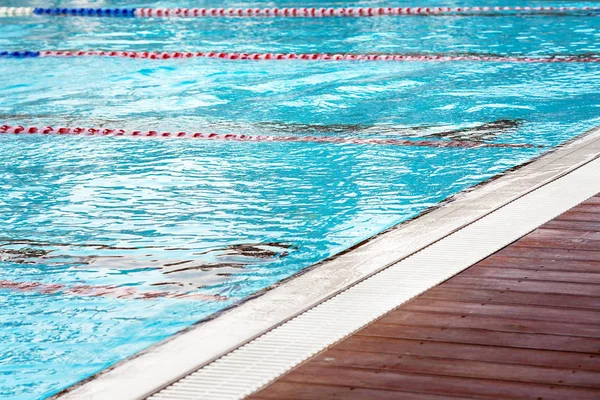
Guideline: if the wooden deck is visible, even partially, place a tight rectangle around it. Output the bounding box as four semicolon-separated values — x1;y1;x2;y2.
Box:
249;194;600;400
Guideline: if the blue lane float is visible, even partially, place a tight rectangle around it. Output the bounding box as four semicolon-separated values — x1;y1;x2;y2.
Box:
0;51;40;58
32;8;137;17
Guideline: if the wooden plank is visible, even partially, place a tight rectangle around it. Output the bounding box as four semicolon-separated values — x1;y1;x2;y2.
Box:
494;246;600;261
420;287;600;310
335;336;600;371
564;204;600;213
542;219;600;232
513;237;600;251
525;228;600;240
250;381;474;400
555;211;600;223
476;256;600;272
378;310;600;338
445;276;600;297
402;299;600;325
309;349;600;389
458;266;600;284
280;365;600;400
357;323;600;353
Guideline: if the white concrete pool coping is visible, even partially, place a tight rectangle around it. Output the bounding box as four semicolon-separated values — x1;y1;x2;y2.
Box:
56;127;600;400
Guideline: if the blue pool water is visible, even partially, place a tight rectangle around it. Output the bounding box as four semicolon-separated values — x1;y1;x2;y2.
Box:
1;1;600;398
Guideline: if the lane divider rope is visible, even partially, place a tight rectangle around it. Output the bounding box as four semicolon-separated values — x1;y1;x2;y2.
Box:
0;6;599;18
0;125;537;149
1;50;599;63
0;280;228;301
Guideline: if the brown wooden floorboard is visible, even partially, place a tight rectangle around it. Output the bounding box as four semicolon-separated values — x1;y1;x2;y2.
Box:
402;299;600;324
378;310;600;338
251;382;475;400
443;278;600;297
335;337;600;371
541;219;600;232
419;287;600;310
457;266;600;283
493;247;600;262
248;194;600;399
476;256;600;272
278;366;600;400
357;324;600;353
308;350;600;389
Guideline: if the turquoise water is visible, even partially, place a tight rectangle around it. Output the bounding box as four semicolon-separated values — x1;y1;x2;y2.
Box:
1;1;600;398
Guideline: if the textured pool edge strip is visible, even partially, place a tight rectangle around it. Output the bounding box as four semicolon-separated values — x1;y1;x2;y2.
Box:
53;127;600;400
1;6;599;18
0;280;227;302
0;125;536;149
2;50;600;63
147;156;600;400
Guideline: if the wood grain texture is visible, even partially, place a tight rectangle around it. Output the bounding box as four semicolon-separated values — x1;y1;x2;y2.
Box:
249;194;600;399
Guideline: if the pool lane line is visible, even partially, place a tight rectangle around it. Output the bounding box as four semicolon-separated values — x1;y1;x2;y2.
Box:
1;6;599;18
2;50;600;63
0;280;227;301
0;125;538;149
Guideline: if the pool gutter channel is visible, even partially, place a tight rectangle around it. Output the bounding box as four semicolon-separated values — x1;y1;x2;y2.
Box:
56;126;600;400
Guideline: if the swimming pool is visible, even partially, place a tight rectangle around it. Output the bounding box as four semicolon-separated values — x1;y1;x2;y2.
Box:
1;1;600;398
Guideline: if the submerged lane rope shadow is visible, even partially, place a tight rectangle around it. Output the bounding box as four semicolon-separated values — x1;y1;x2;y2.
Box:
0;125;540;148
0;241;297;300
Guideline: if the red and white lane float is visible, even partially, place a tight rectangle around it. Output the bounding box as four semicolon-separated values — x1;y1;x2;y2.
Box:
0;280;227;301
0;125;537;149
39;51;600;63
133;6;600;18
0;6;599;18
3;50;599;63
